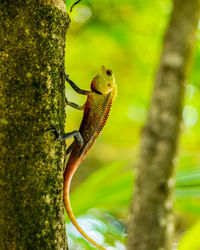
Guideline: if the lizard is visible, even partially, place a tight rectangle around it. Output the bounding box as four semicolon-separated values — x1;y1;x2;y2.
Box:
52;65;117;249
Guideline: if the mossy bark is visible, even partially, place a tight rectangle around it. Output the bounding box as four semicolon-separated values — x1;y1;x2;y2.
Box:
0;1;70;249
127;0;200;250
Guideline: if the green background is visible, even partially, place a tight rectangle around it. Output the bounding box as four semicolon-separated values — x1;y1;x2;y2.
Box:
64;0;200;249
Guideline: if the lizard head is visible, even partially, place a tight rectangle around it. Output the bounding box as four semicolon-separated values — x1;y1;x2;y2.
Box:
91;65;116;94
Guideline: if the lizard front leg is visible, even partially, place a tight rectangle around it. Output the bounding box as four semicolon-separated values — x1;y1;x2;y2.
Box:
62;70;91;95
62;69;87;110
65;97;85;110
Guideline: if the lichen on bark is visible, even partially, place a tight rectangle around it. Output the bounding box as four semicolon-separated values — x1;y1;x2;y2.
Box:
0;1;70;249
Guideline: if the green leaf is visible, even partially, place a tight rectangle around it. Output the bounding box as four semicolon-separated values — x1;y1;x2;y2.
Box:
178;219;200;250
70;158;133;216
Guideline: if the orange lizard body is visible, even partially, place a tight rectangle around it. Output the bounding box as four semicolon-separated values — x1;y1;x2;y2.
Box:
63;66;117;249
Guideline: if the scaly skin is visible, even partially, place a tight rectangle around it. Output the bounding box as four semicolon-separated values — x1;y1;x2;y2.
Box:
64;66;117;249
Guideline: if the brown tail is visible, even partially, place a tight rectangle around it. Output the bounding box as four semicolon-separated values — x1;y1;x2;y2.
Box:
63;158;106;250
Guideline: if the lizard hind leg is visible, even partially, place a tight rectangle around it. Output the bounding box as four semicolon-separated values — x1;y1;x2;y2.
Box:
66;142;75;155
49;123;84;147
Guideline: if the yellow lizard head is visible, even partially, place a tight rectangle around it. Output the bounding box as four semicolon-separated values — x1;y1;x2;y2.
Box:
91;65;116;94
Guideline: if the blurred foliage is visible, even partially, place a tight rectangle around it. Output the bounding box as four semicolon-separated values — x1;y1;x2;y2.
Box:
64;0;200;249
178;220;200;250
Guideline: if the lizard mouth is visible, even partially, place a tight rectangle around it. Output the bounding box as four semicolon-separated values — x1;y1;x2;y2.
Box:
93;89;103;94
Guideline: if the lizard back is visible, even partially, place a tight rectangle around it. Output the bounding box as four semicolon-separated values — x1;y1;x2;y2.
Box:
69;87;116;161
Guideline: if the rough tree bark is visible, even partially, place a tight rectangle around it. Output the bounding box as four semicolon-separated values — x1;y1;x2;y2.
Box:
128;0;200;250
0;1;70;249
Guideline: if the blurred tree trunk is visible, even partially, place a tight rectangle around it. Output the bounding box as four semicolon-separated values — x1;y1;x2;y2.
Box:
0;1;70;249
128;0;200;250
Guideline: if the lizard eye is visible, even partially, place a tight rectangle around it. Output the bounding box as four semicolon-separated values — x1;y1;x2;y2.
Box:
108;83;111;87
106;70;112;76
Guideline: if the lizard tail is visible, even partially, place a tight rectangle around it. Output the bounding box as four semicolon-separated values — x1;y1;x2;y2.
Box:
63;158;106;250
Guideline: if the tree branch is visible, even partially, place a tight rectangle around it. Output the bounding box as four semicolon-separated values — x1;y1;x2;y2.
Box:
128;0;200;249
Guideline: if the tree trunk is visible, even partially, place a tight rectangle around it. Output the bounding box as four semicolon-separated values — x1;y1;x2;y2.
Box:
0;1;70;249
127;0;200;250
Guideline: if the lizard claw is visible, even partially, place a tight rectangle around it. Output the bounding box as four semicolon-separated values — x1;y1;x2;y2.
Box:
48;123;60;141
65;97;69;106
48;123;84;145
